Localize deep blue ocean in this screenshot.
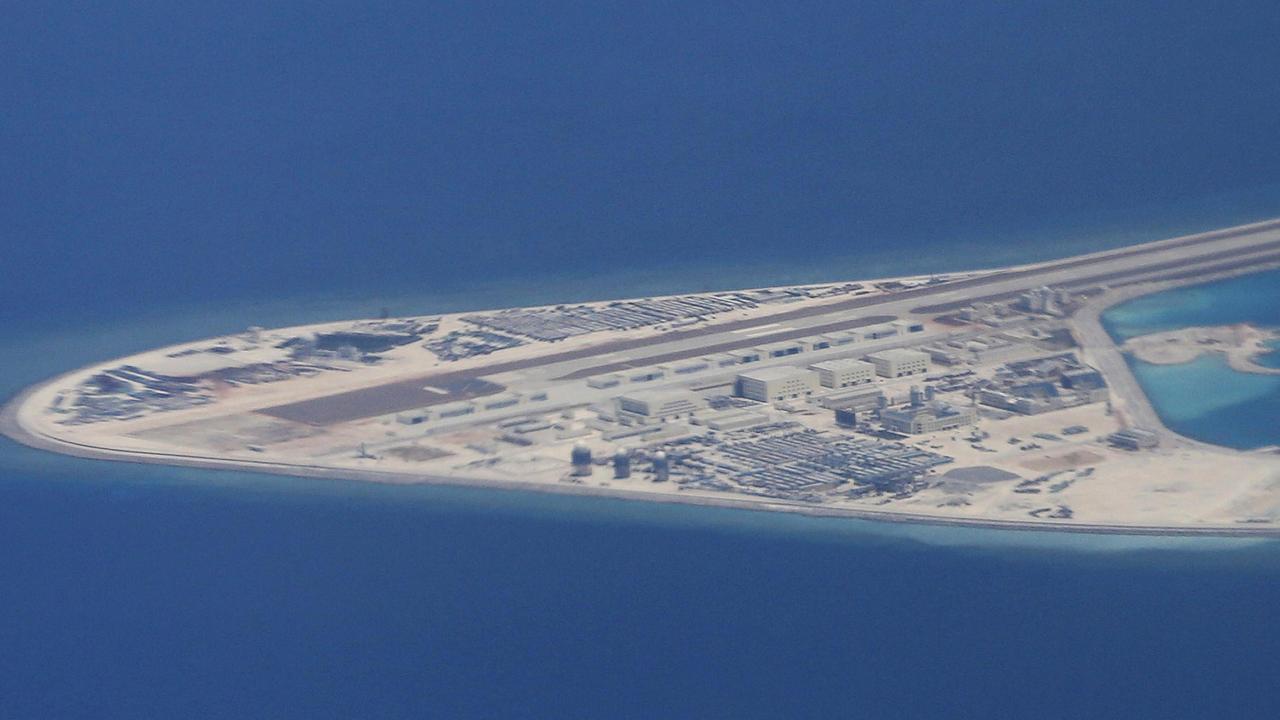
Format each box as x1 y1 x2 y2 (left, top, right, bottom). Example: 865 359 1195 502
4 3 1280 718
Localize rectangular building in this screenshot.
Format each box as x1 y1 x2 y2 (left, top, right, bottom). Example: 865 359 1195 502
756 340 806 359
586 373 623 389
862 323 899 340
707 353 741 368
436 402 476 418
617 390 705 418
660 360 710 375
628 369 666 383
1108 428 1159 450
396 408 431 425
819 331 858 346
736 366 820 403
880 403 976 434
809 358 876 389
481 393 523 410
892 319 925 334
820 386 886 412
867 348 929 378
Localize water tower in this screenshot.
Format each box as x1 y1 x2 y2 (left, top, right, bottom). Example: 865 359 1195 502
571 443 593 477
652 451 670 482
613 449 631 479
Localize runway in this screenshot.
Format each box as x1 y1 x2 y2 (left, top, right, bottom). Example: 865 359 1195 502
259 219 1280 426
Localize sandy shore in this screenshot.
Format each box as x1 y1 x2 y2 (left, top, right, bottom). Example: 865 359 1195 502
7 217 1280 538
5 371 1279 538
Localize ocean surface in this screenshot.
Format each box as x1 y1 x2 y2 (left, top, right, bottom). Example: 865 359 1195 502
4 2 1280 718
1102 269 1280 449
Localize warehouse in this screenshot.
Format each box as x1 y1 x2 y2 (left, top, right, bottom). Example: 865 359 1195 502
867 348 930 378
809 358 876 389
736 366 820 403
617 390 705 418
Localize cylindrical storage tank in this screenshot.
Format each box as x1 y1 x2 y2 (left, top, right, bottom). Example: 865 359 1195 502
652 451 669 482
571 443 593 477
613 449 631 479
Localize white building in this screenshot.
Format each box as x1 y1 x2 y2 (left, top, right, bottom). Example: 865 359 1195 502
736 366 820 403
480 392 523 411
866 348 929 378
586 373 623 389
396 408 431 425
880 402 976 434
809 358 876 389
755 340 806 359
819 330 859 346
617 390 705 418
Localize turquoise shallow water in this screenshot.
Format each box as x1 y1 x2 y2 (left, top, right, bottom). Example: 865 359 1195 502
1102 268 1280 341
1103 268 1280 449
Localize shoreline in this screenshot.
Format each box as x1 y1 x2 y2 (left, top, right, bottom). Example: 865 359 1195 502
5 338 1278 540
1072 261 1280 456
7 217 1280 539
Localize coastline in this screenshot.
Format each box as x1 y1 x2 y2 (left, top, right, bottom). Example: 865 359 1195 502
5 333 1278 540
7 217 1280 539
1072 261 1280 455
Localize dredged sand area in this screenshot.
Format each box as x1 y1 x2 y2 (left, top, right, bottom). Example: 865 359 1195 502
7 219 1280 536
1122 324 1280 375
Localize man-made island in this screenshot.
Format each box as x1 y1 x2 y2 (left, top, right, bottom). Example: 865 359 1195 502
1122 324 1280 375
7 219 1280 536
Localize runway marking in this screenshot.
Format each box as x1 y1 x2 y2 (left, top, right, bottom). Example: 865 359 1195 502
422 386 449 395
741 326 792 338
732 323 779 334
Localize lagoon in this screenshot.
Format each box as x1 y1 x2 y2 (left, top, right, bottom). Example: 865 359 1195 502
1103 269 1280 450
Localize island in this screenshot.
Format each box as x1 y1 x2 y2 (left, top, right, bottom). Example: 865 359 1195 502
7 218 1280 536
1122 324 1280 375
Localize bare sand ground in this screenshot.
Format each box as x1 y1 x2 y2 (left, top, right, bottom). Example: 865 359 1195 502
7 218 1280 537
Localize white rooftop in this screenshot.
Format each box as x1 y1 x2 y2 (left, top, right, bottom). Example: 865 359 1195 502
809 358 874 370
867 348 929 361
618 388 698 403
737 366 814 381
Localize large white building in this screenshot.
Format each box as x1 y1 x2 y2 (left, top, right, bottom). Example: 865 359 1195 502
866 348 929 378
736 366 819 403
809 358 876 389
617 390 705 418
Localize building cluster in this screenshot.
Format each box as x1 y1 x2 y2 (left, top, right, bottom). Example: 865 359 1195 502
953 286 1080 328
558 422 957 499
976 353 1109 415
423 329 526 361
731 348 926 402
461 294 761 342
1017 286 1074 316
281 318 439 362
59 353 370 425
56 365 215 425
395 387 550 427
879 387 977 434
581 320 924 392
921 333 1034 367
633 423 951 499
